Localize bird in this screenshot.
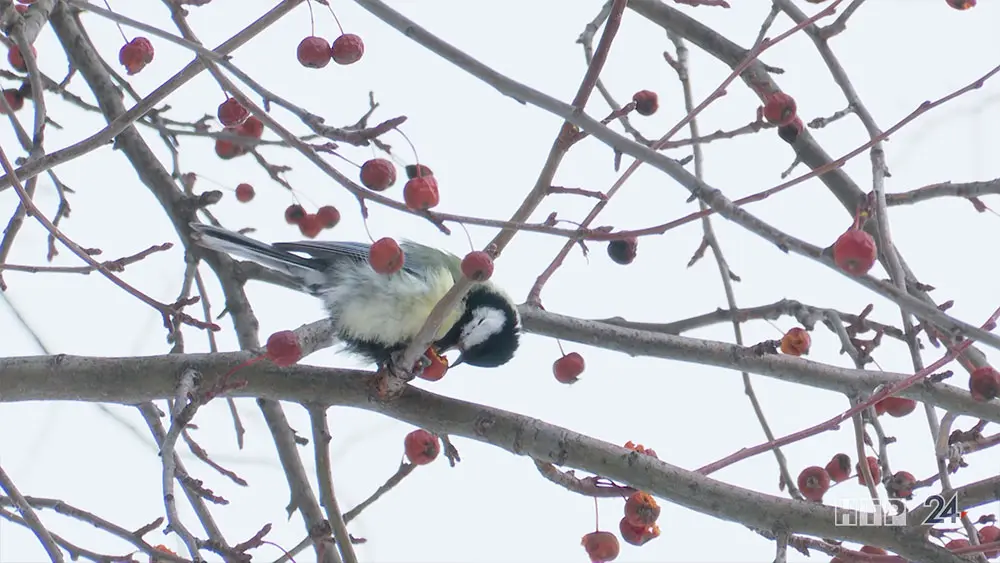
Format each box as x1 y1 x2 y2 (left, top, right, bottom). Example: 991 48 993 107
188 223 521 369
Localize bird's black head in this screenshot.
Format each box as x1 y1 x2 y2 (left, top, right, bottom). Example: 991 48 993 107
435 285 520 368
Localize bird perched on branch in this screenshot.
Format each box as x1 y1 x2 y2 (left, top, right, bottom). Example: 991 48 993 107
189 223 521 369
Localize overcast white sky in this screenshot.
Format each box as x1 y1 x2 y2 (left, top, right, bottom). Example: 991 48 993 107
2 0 1000 561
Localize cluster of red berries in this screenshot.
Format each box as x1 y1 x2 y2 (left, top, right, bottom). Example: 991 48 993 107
761 91 804 144
215 115 264 160
581 443 662 562
403 428 440 465
283 203 341 239
296 33 365 68
359 158 441 211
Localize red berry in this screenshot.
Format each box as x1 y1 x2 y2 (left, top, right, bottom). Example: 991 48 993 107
623 491 660 528
296 36 331 68
969 366 1000 402
298 214 324 239
797 466 830 502
403 176 439 210
369 237 404 275
360 158 396 191
7 44 35 73
581 531 619 563
14 4 26 13
856 456 880 485
0 89 23 113
887 470 916 499
876 396 917 417
119 37 154 75
632 90 658 116
461 251 493 282
214 138 245 160
618 517 660 547
331 34 364 65
316 205 341 229
778 117 804 144
403 429 439 465
825 453 851 483
265 330 302 366
553 352 584 384
607 237 637 265
860 546 887 556
405 164 434 180
235 183 254 203
833 229 877 276
284 204 306 225
979 525 1000 558
217 97 250 127
945 539 971 551
762 92 797 126
946 0 975 9
780 327 811 356
236 116 264 139
418 348 449 382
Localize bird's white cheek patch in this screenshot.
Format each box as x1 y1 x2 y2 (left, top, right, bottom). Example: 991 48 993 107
461 307 507 349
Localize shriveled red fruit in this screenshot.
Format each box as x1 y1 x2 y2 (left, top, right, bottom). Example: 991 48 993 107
969 366 1000 402
403 176 439 210
607 237 638 265
624 441 658 458
284 204 306 225
298 214 324 239
797 466 831 502
0 89 24 113
7 44 35 72
119 37 154 75
236 116 264 139
296 36 332 68
14 4 26 13
360 158 396 191
553 352 584 384
265 330 302 366
403 429 439 465
369 237 404 275
778 117 804 144
876 396 917 417
581 531 619 563
825 453 851 483
762 92 797 126
316 205 340 229
979 525 1000 558
215 138 245 160
945 538 971 551
217 97 250 127
887 470 916 499
405 164 434 179
946 0 976 9
418 348 448 381
461 251 493 282
619 517 660 547
624 491 660 528
780 327 811 356
856 456 880 485
833 229 877 276
632 90 658 116
331 34 364 65
235 183 254 203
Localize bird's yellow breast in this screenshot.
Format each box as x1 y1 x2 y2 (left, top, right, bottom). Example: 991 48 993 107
335 267 463 345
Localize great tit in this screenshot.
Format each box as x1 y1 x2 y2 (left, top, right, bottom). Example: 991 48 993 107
189 223 521 369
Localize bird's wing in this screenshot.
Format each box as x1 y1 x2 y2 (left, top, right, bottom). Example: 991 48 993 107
272 240 425 276
399 240 463 281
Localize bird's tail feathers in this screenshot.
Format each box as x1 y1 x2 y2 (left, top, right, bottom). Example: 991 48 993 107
189 223 321 282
